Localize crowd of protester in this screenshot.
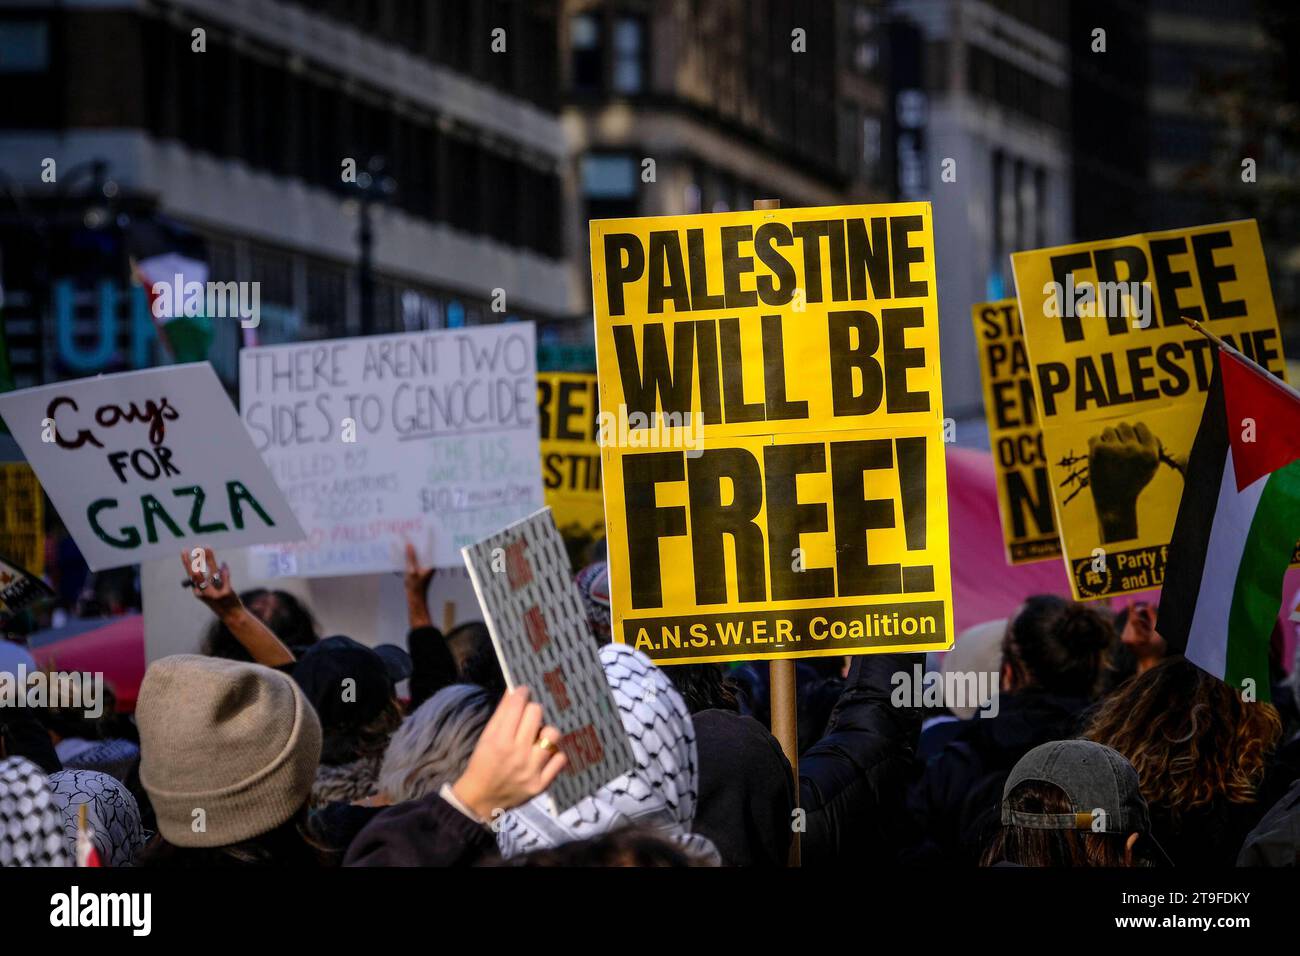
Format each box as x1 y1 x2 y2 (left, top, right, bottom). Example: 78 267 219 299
3 538 1300 868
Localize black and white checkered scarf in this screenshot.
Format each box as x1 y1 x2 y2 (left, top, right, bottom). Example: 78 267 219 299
495 643 720 864
0 756 70 867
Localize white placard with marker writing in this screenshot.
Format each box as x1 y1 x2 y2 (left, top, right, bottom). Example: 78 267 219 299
0 363 303 571
240 324 545 577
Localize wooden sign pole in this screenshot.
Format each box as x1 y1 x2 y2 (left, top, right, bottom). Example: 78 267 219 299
753 197 800 866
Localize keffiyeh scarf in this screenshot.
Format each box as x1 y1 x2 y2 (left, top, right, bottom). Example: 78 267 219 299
0 756 69 867
495 643 719 864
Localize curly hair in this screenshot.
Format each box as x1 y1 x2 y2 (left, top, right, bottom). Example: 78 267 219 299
1084 656 1281 818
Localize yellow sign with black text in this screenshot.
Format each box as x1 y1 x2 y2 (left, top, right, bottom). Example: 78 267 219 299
591 203 953 664
537 372 605 546
972 299 1061 564
0 463 44 578
1010 219 1289 600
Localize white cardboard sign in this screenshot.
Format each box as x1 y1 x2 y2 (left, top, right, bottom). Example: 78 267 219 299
462 507 633 813
240 324 544 577
0 363 303 571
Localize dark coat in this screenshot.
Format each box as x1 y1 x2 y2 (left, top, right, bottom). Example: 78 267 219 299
797 653 923 866
692 709 795 866
343 792 497 867
1238 777 1300 866
904 688 1091 865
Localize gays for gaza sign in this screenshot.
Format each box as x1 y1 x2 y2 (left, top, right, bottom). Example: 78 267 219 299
591 203 953 665
972 299 1061 565
0 364 302 570
1011 220 1289 600
240 324 544 577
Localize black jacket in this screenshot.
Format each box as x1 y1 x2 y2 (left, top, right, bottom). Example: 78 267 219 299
343 792 498 867
904 689 1090 865
797 653 923 866
692 709 795 866
1238 777 1300 866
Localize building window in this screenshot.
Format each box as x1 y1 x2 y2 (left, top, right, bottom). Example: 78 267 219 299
582 154 636 199
0 20 48 73
862 115 882 168
612 17 644 94
582 153 638 221
571 14 603 92
303 257 345 335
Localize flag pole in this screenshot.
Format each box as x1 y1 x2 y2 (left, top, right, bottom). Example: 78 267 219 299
755 197 800 868
1179 314 1300 404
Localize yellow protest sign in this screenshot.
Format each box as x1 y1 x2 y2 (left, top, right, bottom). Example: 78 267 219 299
591 203 953 665
972 299 1061 564
537 372 605 545
0 463 44 577
1010 219 1288 599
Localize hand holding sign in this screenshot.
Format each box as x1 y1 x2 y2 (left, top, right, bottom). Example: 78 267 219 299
462 507 634 812
450 686 567 823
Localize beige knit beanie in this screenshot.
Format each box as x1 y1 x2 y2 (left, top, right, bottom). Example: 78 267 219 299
136 654 322 848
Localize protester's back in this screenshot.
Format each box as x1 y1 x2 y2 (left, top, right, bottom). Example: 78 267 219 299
906 596 1113 864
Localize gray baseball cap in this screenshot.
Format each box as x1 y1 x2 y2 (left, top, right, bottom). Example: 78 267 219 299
1002 740 1150 835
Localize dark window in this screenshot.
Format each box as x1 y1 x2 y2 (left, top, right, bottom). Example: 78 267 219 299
571 13 603 92
611 16 644 94
582 153 639 221
0 19 48 72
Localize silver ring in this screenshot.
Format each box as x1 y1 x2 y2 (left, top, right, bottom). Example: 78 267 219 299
196 580 208 591
209 574 223 588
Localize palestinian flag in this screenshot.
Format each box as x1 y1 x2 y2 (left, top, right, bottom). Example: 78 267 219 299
127 217 213 363
1158 349 1300 701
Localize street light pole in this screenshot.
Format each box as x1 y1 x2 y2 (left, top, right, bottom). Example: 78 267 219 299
358 198 374 336
347 156 396 337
